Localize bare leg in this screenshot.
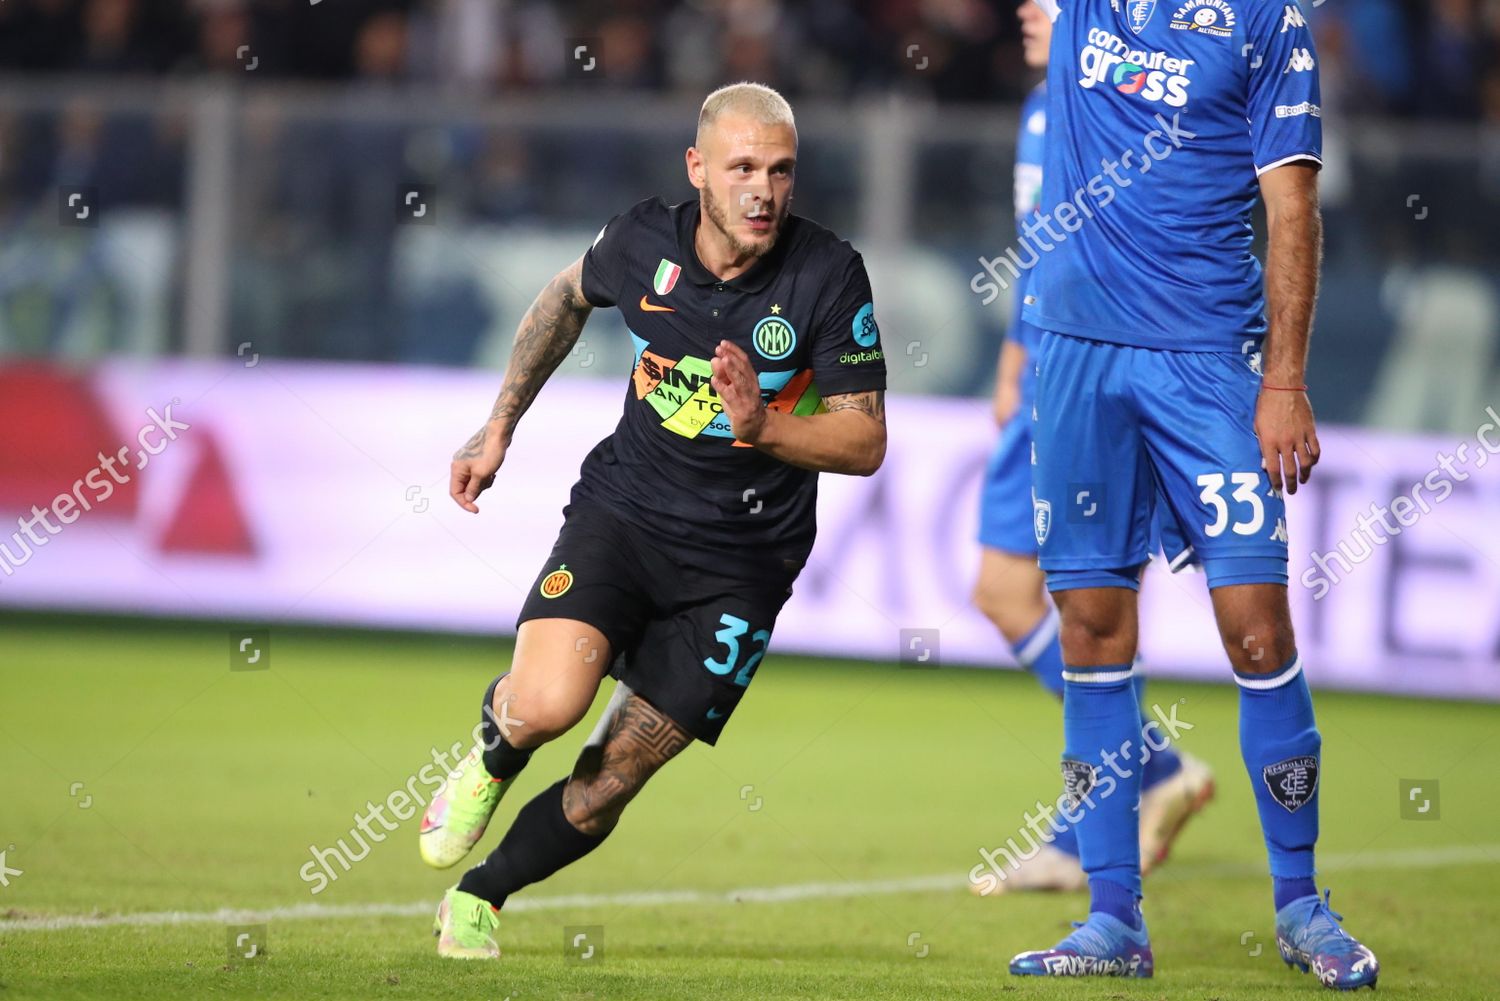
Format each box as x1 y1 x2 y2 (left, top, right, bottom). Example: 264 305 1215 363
973 548 1052 645
491 618 612 750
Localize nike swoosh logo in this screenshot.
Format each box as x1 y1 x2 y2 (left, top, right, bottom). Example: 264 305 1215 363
639 295 675 312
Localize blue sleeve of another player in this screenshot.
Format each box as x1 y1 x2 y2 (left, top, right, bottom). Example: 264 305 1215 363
1008 86 1047 351
1246 0 1322 175
1008 269 1035 350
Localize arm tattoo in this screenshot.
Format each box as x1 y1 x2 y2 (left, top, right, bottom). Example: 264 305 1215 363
564 693 692 833
824 390 885 425
456 258 592 459
456 424 489 458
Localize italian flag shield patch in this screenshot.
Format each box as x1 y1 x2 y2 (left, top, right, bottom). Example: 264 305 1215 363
653 259 681 296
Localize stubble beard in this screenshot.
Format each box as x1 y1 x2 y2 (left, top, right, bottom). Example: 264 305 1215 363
702 183 787 261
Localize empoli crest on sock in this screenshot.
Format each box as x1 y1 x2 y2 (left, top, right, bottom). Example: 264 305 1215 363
1263 755 1318 813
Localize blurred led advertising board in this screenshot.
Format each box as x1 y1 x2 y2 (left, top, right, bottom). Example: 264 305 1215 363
2 360 1497 700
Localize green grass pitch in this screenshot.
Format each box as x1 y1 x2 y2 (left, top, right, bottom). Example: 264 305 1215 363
2 614 1498 999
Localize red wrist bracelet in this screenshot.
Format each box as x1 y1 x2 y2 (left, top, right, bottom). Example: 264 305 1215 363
1262 383 1308 392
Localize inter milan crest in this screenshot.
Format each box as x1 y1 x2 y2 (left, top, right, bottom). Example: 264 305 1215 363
1126 0 1158 34
1263 755 1319 813
752 315 797 361
1061 759 1097 808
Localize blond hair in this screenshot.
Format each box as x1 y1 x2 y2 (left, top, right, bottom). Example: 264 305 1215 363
696 82 796 146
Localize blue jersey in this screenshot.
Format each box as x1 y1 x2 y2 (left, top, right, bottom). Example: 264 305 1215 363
1024 0 1321 352
1010 83 1049 358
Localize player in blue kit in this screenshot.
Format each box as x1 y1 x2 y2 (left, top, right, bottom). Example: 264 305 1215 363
989 0 1380 988
971 0 1213 896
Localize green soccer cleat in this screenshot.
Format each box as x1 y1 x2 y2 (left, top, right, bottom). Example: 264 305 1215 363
419 745 514 869
433 885 502 960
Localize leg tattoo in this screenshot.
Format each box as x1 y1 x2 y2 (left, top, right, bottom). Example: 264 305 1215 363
564 693 692 835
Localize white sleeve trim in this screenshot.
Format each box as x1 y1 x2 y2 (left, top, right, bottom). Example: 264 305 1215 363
1256 153 1322 177
1036 0 1061 22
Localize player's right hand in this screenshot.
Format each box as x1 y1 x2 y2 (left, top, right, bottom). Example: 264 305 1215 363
1254 388 1319 495
450 429 506 513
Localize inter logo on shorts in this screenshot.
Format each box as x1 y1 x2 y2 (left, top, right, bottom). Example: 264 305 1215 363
752 315 797 360
1263 755 1319 813
653 259 681 296
539 566 574 599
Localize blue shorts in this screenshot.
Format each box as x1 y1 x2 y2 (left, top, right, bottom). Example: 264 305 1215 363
1032 332 1288 588
978 385 1193 571
977 397 1041 557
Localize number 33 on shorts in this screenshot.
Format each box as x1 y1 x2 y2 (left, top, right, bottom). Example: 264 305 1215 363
1194 470 1286 543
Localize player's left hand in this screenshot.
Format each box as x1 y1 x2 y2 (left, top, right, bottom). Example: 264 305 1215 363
1255 388 1320 495
710 340 768 444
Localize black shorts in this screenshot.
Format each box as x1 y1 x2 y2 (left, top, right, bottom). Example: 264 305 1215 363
516 499 805 745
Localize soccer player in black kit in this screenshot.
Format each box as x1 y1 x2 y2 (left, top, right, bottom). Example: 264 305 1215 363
417 82 889 958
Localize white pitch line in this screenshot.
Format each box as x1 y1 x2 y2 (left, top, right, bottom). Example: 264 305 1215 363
2 844 1493 934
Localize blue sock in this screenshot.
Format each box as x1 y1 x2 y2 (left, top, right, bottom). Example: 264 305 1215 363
1062 662 1143 927
1274 875 1318 911
1237 653 1321 912
1048 813 1080 857
1089 876 1140 928
1133 671 1183 790
1010 608 1078 855
1014 607 1065 697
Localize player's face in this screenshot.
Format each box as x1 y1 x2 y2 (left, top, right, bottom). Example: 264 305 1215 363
691 114 797 260
1018 1 1052 70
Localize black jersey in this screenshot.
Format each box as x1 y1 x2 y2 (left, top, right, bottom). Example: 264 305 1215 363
573 197 886 559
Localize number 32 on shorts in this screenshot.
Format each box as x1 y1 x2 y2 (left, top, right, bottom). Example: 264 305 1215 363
703 613 771 688
1196 471 1266 537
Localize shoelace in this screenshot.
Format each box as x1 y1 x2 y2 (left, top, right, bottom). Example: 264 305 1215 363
459 899 498 943
1299 890 1356 954
448 768 502 823
1059 918 1123 957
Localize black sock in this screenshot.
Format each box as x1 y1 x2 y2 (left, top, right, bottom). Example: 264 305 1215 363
456 779 608 908
480 673 533 780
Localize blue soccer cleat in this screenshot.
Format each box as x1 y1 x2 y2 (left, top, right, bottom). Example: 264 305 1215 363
1009 912 1154 978
1276 891 1379 991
